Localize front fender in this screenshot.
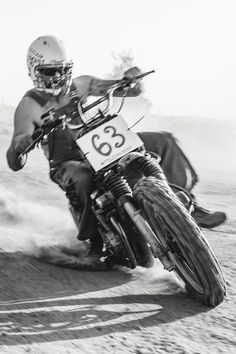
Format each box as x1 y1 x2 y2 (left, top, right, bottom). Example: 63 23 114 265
117 151 166 188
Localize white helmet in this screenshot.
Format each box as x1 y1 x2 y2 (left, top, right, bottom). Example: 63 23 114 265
27 35 73 95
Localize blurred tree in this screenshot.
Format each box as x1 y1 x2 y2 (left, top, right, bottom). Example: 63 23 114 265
107 50 152 114
107 50 134 79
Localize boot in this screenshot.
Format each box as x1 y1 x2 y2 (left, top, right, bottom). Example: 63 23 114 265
88 233 104 257
192 205 227 229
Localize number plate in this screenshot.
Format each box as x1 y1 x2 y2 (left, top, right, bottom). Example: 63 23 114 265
76 116 143 171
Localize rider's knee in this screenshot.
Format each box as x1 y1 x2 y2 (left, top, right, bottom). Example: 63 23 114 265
159 131 177 145
66 162 94 192
53 160 94 191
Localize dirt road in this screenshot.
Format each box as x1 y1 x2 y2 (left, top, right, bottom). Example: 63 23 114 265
0 107 235 353
0 179 235 354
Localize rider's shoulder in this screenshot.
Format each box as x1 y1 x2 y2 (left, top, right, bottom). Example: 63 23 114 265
72 75 96 89
15 93 44 120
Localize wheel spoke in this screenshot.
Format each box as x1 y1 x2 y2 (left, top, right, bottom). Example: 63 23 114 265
133 176 226 307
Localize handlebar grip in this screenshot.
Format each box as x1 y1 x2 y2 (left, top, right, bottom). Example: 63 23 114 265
136 69 155 79
32 129 43 140
119 70 155 90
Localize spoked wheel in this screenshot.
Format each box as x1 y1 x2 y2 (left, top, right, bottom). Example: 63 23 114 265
133 176 226 307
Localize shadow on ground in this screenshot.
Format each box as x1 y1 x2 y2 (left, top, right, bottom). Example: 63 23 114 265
0 251 209 346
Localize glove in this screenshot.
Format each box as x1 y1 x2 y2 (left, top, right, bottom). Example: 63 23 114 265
122 67 143 95
124 66 142 79
14 134 33 155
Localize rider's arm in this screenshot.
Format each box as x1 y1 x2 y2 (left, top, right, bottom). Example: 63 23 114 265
89 77 142 97
6 97 42 171
73 67 143 97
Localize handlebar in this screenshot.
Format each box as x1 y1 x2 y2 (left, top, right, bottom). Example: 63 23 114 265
20 69 155 156
74 69 155 125
76 69 155 116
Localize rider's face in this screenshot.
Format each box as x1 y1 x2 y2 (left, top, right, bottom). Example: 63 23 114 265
37 64 72 96
47 71 62 89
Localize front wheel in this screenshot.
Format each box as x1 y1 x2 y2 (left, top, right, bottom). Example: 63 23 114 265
134 176 226 307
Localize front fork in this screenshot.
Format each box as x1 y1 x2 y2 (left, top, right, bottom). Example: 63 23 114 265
104 162 174 271
119 196 174 271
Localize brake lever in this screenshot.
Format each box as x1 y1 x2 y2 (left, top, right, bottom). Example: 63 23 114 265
19 131 44 157
120 69 155 88
19 111 68 157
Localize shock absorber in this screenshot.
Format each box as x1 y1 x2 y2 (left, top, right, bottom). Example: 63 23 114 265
134 154 165 180
118 152 166 183
104 171 132 199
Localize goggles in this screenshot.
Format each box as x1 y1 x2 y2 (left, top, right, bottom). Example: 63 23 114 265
36 64 72 77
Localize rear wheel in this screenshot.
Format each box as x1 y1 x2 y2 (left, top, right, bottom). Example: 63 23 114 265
125 222 154 268
134 176 226 307
109 216 137 269
111 214 154 268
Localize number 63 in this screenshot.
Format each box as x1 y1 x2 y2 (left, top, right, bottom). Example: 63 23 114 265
91 125 125 156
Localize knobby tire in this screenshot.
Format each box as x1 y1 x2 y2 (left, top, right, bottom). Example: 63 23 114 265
133 176 226 307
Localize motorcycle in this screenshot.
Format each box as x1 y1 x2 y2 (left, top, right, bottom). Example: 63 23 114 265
22 70 226 307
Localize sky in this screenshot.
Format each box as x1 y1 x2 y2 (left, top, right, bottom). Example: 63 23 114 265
0 0 236 119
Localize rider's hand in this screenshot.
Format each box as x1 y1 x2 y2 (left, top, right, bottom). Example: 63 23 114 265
14 134 33 155
122 67 143 95
123 66 142 79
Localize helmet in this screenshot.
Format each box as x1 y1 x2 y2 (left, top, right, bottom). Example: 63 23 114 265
27 35 73 95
